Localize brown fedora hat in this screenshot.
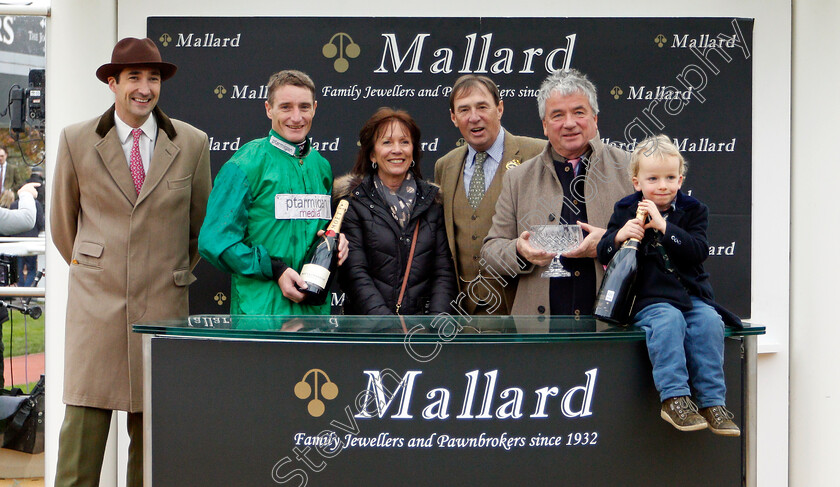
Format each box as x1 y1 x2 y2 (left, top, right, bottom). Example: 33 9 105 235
96 37 177 83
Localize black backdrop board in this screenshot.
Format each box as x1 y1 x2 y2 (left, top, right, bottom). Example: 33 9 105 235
146 17 753 316
150 337 745 486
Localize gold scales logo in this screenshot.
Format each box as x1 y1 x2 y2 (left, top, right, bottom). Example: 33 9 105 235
654 34 668 48
322 33 360 73
294 368 339 417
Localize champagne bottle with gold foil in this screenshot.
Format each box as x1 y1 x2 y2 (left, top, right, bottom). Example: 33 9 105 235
299 199 349 305
594 206 647 324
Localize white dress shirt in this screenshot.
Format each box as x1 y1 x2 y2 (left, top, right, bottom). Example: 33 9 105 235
113 113 157 174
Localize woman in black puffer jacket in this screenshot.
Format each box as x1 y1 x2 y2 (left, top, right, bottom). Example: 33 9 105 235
336 108 457 315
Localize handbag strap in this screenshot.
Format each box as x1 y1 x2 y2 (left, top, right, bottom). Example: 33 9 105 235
395 221 420 322
8 397 34 432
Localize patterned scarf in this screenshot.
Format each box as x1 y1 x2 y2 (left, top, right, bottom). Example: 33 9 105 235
374 172 417 229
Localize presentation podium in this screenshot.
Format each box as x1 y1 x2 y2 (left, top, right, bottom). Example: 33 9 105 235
134 315 763 486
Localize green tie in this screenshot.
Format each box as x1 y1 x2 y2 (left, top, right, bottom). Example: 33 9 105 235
468 151 487 209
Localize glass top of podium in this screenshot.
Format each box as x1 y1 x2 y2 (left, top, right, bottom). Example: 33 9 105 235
133 315 764 343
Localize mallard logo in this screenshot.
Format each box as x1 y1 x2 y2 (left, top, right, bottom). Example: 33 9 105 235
654 34 667 48
295 369 339 417
322 33 360 73
159 33 172 47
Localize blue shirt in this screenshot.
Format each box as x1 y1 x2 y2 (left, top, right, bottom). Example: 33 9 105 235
463 129 506 194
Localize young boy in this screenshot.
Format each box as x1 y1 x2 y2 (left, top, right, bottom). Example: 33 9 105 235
597 135 741 436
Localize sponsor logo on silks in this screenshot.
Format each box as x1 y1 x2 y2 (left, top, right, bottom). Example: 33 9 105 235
322 32 361 73
270 135 298 156
275 194 332 220
295 369 339 417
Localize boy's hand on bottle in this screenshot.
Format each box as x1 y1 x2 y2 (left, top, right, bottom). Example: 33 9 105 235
638 200 667 233
616 218 645 246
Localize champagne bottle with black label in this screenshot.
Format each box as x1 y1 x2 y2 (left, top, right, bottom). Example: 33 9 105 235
299 199 349 305
594 206 647 324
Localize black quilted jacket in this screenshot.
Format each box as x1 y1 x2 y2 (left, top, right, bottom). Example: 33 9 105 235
335 173 457 315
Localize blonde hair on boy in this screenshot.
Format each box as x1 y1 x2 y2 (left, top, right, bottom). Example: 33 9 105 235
629 134 688 178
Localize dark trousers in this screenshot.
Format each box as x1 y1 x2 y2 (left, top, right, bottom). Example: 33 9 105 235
55 405 143 487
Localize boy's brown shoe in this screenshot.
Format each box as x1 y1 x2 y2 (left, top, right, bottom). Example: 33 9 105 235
660 396 708 431
699 405 741 436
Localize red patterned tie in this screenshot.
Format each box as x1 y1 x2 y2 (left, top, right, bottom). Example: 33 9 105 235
129 128 145 194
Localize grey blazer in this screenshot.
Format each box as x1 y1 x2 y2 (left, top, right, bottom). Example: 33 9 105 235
482 132 634 316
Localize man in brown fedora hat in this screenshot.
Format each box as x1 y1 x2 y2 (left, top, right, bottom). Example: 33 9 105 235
51 37 211 486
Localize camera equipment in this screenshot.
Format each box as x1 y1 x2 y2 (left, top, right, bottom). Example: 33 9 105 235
0 265 42 320
26 69 44 133
9 86 24 134
9 68 45 137
0 299 41 320
0 254 17 287
23 269 43 307
4 68 45 167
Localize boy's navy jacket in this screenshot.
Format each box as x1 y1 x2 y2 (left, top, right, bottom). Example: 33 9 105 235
597 190 742 328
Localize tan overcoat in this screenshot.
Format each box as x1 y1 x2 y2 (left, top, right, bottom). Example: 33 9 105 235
434 130 544 314
51 105 211 412
482 133 634 316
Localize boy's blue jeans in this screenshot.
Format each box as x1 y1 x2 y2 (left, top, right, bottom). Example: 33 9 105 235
633 297 726 407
